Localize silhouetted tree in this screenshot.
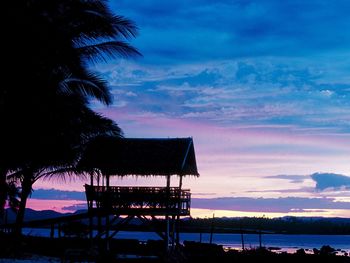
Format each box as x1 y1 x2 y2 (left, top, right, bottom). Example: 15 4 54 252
0 170 20 221
1 0 140 234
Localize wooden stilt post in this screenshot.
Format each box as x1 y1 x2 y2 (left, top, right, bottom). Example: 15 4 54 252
106 174 110 251
175 139 192 248
166 175 171 251
89 173 94 240
171 215 176 250
176 175 183 247
97 174 102 237
98 214 102 237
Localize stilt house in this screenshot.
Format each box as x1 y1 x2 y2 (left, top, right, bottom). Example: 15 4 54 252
79 137 199 249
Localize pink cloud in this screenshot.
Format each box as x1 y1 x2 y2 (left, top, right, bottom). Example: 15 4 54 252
31 107 350 209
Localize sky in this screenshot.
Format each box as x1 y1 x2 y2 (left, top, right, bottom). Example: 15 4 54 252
31 0 350 218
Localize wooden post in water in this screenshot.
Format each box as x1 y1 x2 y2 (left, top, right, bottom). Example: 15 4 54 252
58 223 62 238
258 216 263 249
259 229 262 248
240 226 245 250
50 224 54 238
209 213 215 244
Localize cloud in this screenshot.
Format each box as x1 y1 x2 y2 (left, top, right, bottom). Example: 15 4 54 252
96 59 350 140
311 172 350 191
264 175 307 183
31 189 85 201
245 187 314 194
261 173 350 194
192 196 350 213
192 192 217 196
62 203 87 212
94 1 350 142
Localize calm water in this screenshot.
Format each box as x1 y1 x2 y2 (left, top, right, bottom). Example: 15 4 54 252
23 228 350 253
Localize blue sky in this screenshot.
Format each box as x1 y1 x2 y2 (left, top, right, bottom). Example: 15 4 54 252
98 0 350 137
33 0 350 217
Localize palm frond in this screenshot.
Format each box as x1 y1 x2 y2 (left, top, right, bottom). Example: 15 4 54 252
85 111 124 138
7 170 24 182
75 13 139 40
110 15 139 39
65 0 138 43
77 41 142 64
39 166 88 182
58 73 112 105
82 0 138 39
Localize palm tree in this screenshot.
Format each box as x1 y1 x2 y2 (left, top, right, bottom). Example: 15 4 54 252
13 99 123 235
0 170 7 217
0 169 20 221
1 0 140 234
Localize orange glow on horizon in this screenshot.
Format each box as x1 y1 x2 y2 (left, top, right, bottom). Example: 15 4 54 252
190 208 350 218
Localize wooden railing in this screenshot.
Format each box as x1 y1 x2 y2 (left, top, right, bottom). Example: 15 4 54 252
85 185 191 216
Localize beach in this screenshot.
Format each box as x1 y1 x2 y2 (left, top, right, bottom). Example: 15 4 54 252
1 232 350 263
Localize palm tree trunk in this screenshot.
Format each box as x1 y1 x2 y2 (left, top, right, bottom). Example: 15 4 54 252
14 169 33 236
0 168 7 219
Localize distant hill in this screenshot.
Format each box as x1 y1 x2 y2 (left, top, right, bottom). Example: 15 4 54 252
1 208 84 224
281 216 350 223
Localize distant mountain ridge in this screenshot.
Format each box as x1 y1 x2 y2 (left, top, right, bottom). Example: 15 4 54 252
2 208 350 223
2 209 350 223
281 216 350 223
1 208 86 224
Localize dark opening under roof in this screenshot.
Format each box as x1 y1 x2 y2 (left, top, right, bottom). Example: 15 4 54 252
79 137 199 177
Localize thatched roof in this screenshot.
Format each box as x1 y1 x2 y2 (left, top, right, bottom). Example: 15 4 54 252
79 137 199 177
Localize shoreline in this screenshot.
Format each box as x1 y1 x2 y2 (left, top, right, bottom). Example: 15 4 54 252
17 228 350 253
1 233 350 262
1 247 349 263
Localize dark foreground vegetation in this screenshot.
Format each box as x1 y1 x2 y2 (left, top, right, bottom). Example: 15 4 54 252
0 232 349 263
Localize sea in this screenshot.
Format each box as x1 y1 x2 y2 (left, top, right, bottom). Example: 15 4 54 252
23 228 350 254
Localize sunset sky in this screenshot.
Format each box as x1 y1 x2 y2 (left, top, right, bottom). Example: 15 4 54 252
31 0 350 218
